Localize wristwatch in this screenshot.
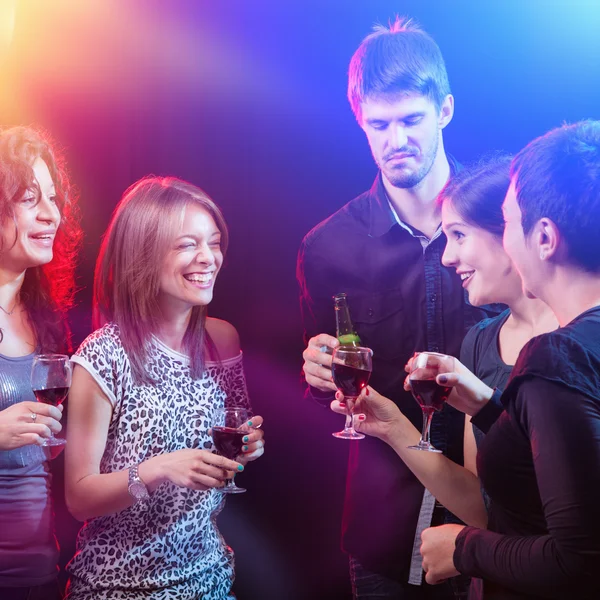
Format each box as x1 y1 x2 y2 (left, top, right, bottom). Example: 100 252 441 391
128 463 150 505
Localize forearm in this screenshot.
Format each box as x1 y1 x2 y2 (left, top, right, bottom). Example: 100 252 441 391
67 455 165 521
455 527 598 597
384 422 487 528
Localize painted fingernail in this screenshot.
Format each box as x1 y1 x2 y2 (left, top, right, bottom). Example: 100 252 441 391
237 465 244 471
439 375 448 383
339 402 346 408
243 445 249 452
366 388 370 396
358 414 366 421
243 436 249 443
247 421 253 427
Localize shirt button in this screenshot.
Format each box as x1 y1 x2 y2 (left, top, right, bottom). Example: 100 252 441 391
430 294 437 302
367 308 374 317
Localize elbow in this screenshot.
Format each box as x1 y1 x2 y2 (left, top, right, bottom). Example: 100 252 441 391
66 496 89 522
66 485 93 522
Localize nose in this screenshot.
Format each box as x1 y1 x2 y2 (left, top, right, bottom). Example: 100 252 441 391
390 124 408 151
194 243 216 265
36 194 60 225
441 239 457 267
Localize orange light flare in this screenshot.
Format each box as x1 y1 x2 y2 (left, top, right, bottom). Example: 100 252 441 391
0 0 289 126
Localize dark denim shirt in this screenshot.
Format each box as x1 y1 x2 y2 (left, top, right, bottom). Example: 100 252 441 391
297 169 496 580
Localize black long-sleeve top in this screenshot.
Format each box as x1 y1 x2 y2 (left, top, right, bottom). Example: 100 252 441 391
454 307 600 599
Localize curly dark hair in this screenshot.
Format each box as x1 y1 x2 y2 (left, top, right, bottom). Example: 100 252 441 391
0 126 82 352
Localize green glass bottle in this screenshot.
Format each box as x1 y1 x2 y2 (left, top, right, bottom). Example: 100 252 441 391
333 293 362 347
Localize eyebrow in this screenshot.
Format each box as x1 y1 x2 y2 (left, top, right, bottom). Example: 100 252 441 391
442 220 467 229
176 231 221 240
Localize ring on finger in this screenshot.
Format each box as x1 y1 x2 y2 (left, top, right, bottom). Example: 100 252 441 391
30 412 37 422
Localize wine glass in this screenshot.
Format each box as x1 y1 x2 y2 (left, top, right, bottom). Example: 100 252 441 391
211 407 250 494
408 352 454 453
31 354 72 447
331 346 373 440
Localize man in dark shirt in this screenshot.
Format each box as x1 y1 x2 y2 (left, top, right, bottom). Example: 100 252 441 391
297 17 490 600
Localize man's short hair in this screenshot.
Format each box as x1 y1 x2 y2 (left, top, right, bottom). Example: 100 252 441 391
511 120 600 272
348 16 451 124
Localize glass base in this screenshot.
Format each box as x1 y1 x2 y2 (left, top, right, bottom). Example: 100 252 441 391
218 484 246 494
408 441 441 453
40 436 66 447
333 429 365 440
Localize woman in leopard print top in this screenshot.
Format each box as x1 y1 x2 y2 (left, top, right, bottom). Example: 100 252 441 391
63 177 265 599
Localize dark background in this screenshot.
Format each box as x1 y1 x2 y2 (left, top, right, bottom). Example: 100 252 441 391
1 1 600 598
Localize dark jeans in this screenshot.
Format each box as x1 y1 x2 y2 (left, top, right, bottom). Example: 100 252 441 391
350 556 469 600
1 579 62 600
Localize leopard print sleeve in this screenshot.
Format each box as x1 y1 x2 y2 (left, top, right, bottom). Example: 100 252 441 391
70 323 128 408
218 353 251 412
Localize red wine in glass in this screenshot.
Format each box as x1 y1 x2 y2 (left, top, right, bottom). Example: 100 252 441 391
33 387 69 407
331 346 373 440
211 407 249 494
212 426 245 460
410 380 452 413
408 352 455 453
31 354 72 447
331 363 371 398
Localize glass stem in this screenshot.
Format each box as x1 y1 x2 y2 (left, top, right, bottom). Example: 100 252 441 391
344 396 356 432
421 410 434 445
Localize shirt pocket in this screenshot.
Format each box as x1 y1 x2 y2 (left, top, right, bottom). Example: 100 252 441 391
351 290 408 361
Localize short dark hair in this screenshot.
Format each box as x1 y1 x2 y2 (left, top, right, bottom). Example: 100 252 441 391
348 16 451 124
438 156 512 237
511 120 600 272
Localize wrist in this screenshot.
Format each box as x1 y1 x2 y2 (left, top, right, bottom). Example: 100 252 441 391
138 456 166 493
470 385 494 416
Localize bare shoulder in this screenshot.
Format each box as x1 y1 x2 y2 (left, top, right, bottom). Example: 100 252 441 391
206 317 241 360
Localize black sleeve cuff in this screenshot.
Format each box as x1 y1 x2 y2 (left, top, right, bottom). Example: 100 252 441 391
305 385 335 408
470 388 504 434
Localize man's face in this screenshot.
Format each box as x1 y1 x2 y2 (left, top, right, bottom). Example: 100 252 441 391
360 93 452 189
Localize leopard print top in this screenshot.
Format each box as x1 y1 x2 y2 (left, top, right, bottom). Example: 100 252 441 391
65 323 250 600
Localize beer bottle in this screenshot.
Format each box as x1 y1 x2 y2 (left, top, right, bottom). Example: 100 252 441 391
334 293 362 347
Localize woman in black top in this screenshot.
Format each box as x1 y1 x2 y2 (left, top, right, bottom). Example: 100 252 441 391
342 122 600 598
333 157 557 530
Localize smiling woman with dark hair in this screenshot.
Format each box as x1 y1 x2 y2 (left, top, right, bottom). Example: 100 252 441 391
0 125 81 599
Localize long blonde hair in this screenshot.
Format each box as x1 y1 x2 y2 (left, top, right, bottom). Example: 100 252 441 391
93 176 229 383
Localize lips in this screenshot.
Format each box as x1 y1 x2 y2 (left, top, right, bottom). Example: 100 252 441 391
459 271 474 287
386 153 415 162
183 272 215 285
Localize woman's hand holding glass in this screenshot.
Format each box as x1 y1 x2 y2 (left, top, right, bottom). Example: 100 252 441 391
141 448 244 493
404 354 494 417
331 386 403 445
236 415 265 465
0 402 63 450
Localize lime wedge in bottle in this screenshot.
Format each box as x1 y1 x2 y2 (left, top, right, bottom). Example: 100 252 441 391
338 333 361 346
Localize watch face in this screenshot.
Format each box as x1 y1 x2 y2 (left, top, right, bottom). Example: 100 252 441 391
129 482 147 499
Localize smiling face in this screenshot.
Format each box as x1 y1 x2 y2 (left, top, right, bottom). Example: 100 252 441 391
360 92 453 189
0 157 61 274
157 203 223 314
441 200 520 306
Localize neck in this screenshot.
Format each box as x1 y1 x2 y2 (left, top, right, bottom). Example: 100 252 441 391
382 141 450 238
0 268 26 313
538 266 600 327
506 292 557 332
154 303 193 353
